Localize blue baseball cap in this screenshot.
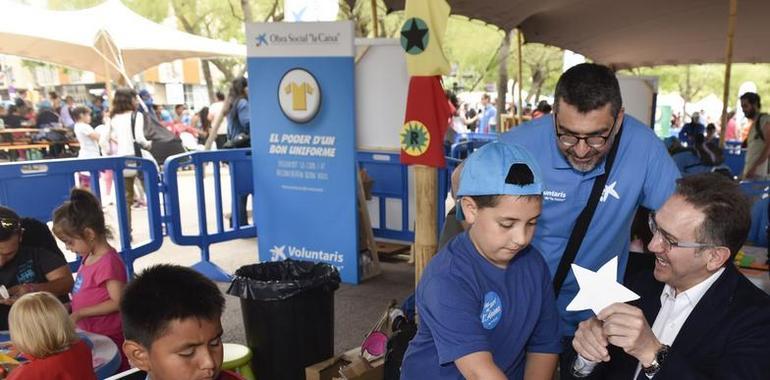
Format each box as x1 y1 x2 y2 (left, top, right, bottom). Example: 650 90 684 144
456 141 543 219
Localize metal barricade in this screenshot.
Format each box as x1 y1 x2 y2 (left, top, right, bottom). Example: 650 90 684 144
162 149 256 282
723 141 745 176
357 151 448 242
0 157 163 275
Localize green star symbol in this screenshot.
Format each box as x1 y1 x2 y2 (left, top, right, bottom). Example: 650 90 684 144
400 17 429 55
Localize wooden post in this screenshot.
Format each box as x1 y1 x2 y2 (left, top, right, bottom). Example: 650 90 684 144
720 0 738 148
370 0 379 37
358 167 382 280
496 30 511 132
413 165 438 287
516 29 524 126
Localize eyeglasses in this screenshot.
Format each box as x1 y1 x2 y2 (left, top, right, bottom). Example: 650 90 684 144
553 112 619 148
0 218 20 232
647 213 717 251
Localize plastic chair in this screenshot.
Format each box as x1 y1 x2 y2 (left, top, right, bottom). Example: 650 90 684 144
222 343 256 380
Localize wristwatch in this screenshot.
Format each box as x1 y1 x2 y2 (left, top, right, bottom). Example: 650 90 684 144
642 344 670 377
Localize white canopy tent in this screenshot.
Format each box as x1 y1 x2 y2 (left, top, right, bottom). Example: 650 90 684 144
0 0 245 81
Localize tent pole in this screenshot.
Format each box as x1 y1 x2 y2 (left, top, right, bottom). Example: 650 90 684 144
720 0 738 148
516 29 523 126
103 59 113 104
370 0 379 37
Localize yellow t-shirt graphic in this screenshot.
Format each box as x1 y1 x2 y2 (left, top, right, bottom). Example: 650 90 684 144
284 82 315 111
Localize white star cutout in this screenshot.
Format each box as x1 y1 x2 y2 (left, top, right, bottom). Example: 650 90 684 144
601 181 620 202
566 257 640 315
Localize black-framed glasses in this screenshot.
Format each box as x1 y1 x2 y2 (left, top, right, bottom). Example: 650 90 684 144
553 112 619 148
0 218 20 232
648 213 717 251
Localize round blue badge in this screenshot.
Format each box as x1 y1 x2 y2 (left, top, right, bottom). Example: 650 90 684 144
481 291 503 330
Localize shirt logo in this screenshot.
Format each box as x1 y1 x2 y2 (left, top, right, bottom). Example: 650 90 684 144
543 190 567 202
480 291 503 330
15 260 36 284
72 273 83 294
600 181 620 202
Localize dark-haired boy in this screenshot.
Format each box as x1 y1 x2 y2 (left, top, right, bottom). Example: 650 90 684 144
401 142 561 379
120 264 243 380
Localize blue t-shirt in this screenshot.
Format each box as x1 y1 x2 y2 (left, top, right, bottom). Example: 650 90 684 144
479 104 497 133
678 122 705 146
401 232 561 379
500 114 680 336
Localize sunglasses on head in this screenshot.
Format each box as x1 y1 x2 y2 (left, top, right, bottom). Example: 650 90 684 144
0 218 20 232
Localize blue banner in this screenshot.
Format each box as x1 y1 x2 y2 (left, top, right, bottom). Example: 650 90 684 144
247 22 359 283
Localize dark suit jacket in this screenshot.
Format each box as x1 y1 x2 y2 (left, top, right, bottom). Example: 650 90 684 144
578 263 770 379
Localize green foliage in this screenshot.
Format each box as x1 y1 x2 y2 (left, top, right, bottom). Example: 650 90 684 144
46 0 102 10
622 63 770 108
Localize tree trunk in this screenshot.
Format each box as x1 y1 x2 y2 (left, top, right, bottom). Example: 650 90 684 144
241 0 254 23
210 59 236 84
201 59 215 103
496 30 512 129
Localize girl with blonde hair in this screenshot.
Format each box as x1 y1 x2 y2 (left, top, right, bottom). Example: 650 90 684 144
7 292 95 380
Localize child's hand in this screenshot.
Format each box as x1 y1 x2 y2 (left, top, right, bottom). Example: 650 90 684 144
70 311 82 323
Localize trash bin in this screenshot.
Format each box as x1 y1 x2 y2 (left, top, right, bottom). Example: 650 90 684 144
227 259 341 380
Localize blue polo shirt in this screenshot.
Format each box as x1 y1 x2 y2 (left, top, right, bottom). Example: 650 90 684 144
479 104 497 133
401 232 561 379
500 114 679 336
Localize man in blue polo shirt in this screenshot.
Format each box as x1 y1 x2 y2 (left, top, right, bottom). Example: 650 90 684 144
477 93 497 133
499 63 680 378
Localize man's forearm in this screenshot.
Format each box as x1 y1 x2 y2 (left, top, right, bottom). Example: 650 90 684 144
36 277 73 297
524 352 558 380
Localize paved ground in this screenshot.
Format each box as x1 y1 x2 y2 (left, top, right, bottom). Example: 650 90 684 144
82 166 415 354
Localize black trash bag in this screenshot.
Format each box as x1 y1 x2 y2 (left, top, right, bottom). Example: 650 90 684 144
226 259 340 301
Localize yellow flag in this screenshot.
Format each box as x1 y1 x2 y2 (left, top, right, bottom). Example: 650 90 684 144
400 0 451 76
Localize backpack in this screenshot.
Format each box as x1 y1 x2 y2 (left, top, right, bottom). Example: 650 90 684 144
753 113 769 141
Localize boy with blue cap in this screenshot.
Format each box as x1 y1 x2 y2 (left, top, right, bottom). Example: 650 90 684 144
401 142 561 379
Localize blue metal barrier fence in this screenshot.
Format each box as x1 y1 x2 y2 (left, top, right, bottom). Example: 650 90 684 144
0 157 163 275
162 149 256 282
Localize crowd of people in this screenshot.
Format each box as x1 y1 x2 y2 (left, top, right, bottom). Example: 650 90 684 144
444 93 554 152
0 77 252 230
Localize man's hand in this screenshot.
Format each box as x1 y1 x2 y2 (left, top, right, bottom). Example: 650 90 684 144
573 317 610 362
8 283 37 298
0 296 18 306
598 303 661 366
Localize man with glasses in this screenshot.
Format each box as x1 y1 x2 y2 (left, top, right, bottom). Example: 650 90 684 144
0 206 73 329
570 173 770 379
500 63 680 376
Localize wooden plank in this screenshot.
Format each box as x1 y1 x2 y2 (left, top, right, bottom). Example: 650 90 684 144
358 167 381 281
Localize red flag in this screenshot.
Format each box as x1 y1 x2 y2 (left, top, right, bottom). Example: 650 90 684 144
400 76 451 167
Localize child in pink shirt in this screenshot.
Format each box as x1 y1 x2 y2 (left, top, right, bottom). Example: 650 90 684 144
53 188 128 370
